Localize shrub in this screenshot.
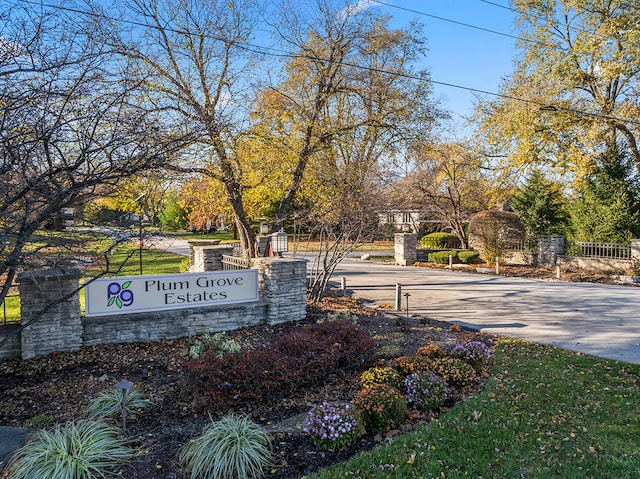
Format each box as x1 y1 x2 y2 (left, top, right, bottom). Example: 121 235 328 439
427 250 458 264
416 343 447 360
6 420 133 479
185 320 375 405
450 341 492 372
429 357 476 388
353 384 407 432
468 210 526 264
324 310 358 323
392 356 432 377
303 402 364 450
179 414 273 479
188 331 241 359
458 250 480 264
85 386 152 419
404 372 448 411
419 232 460 249
359 367 403 390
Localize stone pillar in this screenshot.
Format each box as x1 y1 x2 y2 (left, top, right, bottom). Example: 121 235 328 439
253 257 307 325
187 240 221 271
18 269 83 360
192 245 235 272
631 239 640 262
394 233 417 266
537 235 565 266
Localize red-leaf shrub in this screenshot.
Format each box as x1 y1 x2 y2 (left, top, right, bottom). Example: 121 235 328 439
185 320 375 406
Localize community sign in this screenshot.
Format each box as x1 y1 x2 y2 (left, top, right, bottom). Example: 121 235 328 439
85 270 259 317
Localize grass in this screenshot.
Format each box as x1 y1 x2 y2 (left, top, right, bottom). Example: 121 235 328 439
2 233 187 322
308 338 640 478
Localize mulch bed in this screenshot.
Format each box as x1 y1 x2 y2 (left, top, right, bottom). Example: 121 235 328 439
0 294 496 478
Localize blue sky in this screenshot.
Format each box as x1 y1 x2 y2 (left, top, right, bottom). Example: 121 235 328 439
371 0 519 121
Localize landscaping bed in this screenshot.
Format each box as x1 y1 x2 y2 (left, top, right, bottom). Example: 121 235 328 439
0 294 496 478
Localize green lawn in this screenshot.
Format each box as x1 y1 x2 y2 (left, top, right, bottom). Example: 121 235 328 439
308 339 640 479
2 239 186 322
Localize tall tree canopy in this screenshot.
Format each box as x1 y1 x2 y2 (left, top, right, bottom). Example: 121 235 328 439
476 0 640 180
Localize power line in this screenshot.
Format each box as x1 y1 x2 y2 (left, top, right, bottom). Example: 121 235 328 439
10 0 640 127
367 0 534 45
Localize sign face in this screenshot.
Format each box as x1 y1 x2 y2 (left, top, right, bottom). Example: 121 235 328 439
85 270 259 317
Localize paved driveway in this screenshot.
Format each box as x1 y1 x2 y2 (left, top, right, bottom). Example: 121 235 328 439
331 260 640 365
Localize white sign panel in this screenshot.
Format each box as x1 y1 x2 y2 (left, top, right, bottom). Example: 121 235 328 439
85 270 259 317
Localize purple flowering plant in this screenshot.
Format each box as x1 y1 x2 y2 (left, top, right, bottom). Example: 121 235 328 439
303 401 364 450
450 341 491 371
404 371 448 411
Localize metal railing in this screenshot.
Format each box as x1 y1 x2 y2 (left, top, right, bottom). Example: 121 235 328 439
1 283 19 325
571 241 631 260
222 255 252 270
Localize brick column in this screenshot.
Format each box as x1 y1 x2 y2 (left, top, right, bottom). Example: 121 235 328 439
18 269 83 360
253 257 307 324
537 235 565 266
191 245 235 272
394 233 417 266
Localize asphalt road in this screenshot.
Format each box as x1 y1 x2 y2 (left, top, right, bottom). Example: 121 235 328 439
331 259 640 365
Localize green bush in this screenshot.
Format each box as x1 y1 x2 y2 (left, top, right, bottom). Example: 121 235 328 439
85 386 152 419
420 232 461 249
458 250 480 264
6 420 133 479
429 357 476 388
188 331 241 359
427 250 458 264
179 414 273 479
353 384 407 432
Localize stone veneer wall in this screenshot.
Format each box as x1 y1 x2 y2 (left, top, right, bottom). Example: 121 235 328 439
3 256 307 360
0 325 21 360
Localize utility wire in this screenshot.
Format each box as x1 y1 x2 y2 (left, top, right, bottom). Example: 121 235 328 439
10 0 640 126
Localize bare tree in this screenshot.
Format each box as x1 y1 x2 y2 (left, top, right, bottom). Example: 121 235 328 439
117 0 262 256
0 1 188 306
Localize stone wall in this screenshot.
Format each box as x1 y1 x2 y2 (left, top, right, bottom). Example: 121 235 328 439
83 301 268 346
18 269 83 360
557 256 631 273
2 256 307 361
0 325 21 360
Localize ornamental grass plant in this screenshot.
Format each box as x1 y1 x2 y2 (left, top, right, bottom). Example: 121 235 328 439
179 414 273 479
85 386 152 419
6 420 133 479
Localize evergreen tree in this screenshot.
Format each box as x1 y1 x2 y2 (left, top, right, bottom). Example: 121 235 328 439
510 170 568 246
568 148 640 243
